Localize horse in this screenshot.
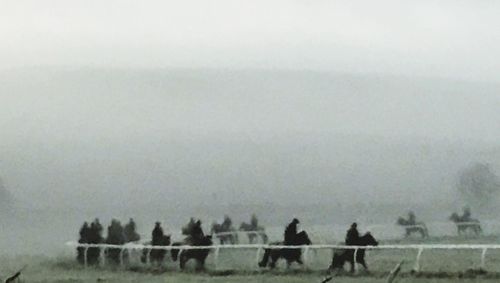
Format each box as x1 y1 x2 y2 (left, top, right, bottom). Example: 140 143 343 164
328 232 379 273
141 235 171 264
171 235 213 270
396 217 429 238
449 213 482 236
258 230 312 269
211 223 238 244
239 222 268 244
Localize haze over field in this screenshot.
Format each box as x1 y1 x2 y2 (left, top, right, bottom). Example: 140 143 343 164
2 68 500 215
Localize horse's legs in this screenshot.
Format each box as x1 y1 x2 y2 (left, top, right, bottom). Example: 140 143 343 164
195 257 206 271
179 253 187 270
358 257 368 270
270 253 279 269
258 249 270 268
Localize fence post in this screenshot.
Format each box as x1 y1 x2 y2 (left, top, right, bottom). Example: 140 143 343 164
255 246 262 269
303 246 310 268
83 246 89 268
120 248 126 267
146 249 151 265
214 247 220 270
413 247 424 272
481 248 488 270
100 247 106 266
353 248 358 273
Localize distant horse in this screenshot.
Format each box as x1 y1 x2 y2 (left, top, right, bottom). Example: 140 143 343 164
258 231 312 269
171 235 213 270
211 223 238 244
396 217 429 238
449 213 482 236
239 222 268 244
328 232 379 273
141 235 171 264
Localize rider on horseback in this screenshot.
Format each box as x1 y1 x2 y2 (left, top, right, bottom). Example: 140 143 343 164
408 211 416 225
346 222 359 245
462 206 472 222
152 222 164 245
250 214 258 230
185 219 205 245
222 215 232 231
284 218 300 245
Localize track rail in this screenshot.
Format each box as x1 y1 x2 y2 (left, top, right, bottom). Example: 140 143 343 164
66 241 499 271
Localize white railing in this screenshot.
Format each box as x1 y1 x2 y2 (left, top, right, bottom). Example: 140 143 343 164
214 231 266 237
399 224 426 229
455 222 481 226
66 241 500 272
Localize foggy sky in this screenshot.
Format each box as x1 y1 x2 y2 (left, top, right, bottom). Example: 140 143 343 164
1 1 500 211
1 0 500 82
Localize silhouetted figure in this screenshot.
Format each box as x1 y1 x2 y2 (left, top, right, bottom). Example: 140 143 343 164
124 218 140 242
79 222 90 242
77 222 90 264
250 214 258 229
152 222 164 244
284 218 300 245
462 206 472 222
106 219 126 264
182 217 196 235
345 223 359 245
85 218 104 265
222 215 232 230
150 222 169 263
408 211 416 225
93 218 103 235
186 220 204 245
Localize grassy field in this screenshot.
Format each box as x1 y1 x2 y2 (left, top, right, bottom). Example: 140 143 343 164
4 236 500 282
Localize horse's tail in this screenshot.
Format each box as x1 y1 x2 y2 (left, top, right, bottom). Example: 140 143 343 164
171 242 182 261
258 248 271 267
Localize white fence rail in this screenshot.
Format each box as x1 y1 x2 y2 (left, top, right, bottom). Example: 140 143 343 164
66 241 500 272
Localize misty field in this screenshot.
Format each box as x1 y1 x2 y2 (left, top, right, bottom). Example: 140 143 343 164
4 236 500 282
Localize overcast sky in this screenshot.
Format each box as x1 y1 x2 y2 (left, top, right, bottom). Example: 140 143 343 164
1 0 500 82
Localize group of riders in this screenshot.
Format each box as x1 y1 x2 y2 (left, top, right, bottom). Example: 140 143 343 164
210 214 268 244
76 214 373 271
397 206 482 238
76 215 263 266
77 218 140 264
77 207 480 271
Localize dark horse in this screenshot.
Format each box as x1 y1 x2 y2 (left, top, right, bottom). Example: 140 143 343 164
171 235 213 270
396 217 429 238
328 232 378 273
141 235 171 264
449 213 482 236
258 231 312 269
239 222 268 244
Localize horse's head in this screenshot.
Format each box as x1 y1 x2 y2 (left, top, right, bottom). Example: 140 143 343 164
160 235 171 246
449 213 459 222
360 232 378 246
202 235 213 246
396 217 407 226
296 230 312 245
